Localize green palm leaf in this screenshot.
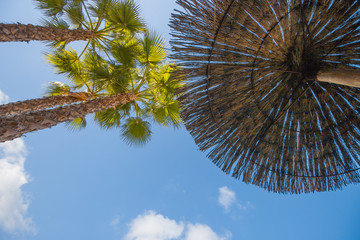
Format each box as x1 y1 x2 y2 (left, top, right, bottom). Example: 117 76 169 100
88 0 112 18
34 0 67 17
47 49 88 89
64 0 85 28
46 81 71 96
138 31 167 66
66 117 87 131
105 0 145 33
121 117 151 146
40 17 69 29
110 37 140 68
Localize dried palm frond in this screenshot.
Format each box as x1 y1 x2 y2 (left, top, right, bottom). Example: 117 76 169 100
170 0 360 193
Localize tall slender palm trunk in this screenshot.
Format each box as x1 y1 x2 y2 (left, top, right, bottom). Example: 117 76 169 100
0 93 93 117
0 23 94 42
0 92 135 142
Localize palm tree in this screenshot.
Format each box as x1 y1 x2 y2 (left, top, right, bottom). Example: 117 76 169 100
0 0 144 52
170 0 360 193
0 30 182 144
0 83 93 117
0 92 135 142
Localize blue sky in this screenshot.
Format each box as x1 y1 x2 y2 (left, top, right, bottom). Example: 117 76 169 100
0 0 360 240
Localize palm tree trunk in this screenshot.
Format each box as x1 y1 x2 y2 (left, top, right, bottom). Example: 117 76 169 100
317 70 360 88
0 92 135 142
0 93 93 118
0 23 94 42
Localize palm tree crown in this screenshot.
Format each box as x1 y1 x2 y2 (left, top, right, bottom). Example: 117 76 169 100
0 17 182 145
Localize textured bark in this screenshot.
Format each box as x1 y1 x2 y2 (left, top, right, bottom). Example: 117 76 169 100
0 23 94 42
0 93 93 118
0 92 136 142
317 70 360 88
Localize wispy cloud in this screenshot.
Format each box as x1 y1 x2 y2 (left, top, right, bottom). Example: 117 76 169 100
218 186 236 212
122 211 231 240
238 201 255 211
110 216 121 228
218 186 255 213
0 90 35 234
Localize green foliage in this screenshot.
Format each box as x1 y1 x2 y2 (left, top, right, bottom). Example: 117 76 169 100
138 32 167 66
105 0 145 33
66 117 87 131
46 81 71 96
121 117 151 146
40 17 69 29
34 0 67 17
44 0 183 146
63 0 84 28
46 48 87 89
35 0 146 60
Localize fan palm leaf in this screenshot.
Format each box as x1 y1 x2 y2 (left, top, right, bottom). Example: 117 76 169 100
121 117 152 146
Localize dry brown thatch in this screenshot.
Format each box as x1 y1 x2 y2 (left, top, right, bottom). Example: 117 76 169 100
170 0 360 193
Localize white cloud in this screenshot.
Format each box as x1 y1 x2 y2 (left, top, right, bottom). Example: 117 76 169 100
124 211 184 240
111 216 121 227
185 224 231 240
0 138 35 234
0 89 10 104
238 201 255 211
218 186 236 212
123 211 231 240
0 90 35 234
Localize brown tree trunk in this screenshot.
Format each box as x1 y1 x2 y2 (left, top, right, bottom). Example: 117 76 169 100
0 93 93 118
0 92 135 142
0 23 94 42
317 70 360 88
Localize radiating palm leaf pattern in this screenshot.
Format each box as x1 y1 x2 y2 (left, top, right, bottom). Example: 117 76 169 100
170 0 360 193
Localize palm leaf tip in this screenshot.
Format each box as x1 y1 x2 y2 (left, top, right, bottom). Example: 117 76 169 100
105 0 145 33
46 81 71 96
95 107 122 129
66 117 87 131
121 117 151 146
34 0 67 16
139 31 167 66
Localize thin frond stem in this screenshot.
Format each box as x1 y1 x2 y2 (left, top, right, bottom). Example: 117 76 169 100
63 8 89 30
95 38 112 61
93 17 104 32
78 40 91 60
81 0 93 29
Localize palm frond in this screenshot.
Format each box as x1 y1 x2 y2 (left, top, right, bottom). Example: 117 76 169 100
66 117 87 131
40 16 69 28
147 100 182 128
138 31 167 66
148 64 183 97
46 49 88 89
34 0 67 17
94 103 132 129
46 81 71 96
110 37 140 68
105 0 145 33
121 117 152 146
63 0 85 28
83 48 111 91
88 0 113 17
